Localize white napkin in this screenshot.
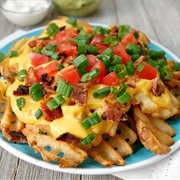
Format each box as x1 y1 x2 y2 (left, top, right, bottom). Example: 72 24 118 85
112 148 180 179
1 31 180 180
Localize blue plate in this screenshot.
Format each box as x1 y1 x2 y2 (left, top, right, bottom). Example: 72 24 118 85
0 25 180 175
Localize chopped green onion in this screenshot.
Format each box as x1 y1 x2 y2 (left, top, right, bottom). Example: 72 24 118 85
66 16 77 27
46 94 65 111
110 83 128 96
97 54 111 68
73 54 89 68
126 44 141 55
146 50 165 60
94 26 106 35
81 68 100 83
82 112 101 129
77 66 87 75
126 61 135 75
56 64 64 70
159 66 173 80
137 63 144 72
17 69 27 82
29 83 44 101
102 48 114 59
35 109 42 119
102 35 119 46
46 23 60 37
133 32 139 39
41 44 57 56
33 47 40 53
80 133 95 145
16 97 25 111
118 25 132 40
56 80 73 97
113 64 127 79
9 50 18 58
173 61 180 71
51 53 60 60
111 55 122 66
116 91 131 104
0 52 5 62
93 87 111 98
86 44 99 55
77 42 87 54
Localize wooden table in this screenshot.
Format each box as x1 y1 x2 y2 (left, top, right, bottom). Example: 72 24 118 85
0 0 180 179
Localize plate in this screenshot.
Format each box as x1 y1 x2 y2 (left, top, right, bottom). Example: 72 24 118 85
0 25 180 175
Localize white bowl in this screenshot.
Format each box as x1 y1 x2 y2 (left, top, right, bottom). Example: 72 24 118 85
0 0 51 26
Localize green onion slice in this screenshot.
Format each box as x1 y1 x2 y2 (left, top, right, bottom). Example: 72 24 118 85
173 61 180 71
56 80 73 97
41 44 57 56
118 25 132 40
137 63 144 72
56 64 64 71
86 44 99 55
66 16 77 27
17 69 27 82
9 50 18 58
82 112 101 129
46 94 65 111
16 97 25 111
80 133 95 145
35 109 42 119
159 66 173 80
46 23 60 37
73 54 89 68
29 83 44 101
81 68 100 83
93 87 111 98
116 91 131 104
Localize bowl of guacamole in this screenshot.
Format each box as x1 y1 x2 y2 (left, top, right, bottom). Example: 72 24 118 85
52 0 102 17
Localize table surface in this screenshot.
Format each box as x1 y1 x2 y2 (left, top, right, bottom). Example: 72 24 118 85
0 0 180 179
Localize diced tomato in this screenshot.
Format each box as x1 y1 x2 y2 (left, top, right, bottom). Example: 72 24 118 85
34 61 58 79
112 44 131 65
100 72 119 86
56 43 77 57
60 65 81 85
90 35 105 44
86 55 107 83
55 29 78 43
135 62 158 80
121 33 138 46
93 42 109 54
30 52 50 67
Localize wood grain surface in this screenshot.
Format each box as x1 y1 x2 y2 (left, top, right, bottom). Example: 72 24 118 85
0 0 180 179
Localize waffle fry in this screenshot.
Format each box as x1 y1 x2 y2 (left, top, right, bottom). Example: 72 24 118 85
0 16 179 168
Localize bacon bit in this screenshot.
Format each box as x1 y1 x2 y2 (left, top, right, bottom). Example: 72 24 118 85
68 84 88 107
41 98 63 121
103 99 126 122
56 133 80 146
40 73 54 85
109 26 119 36
151 77 165 96
13 85 29 96
25 67 39 86
133 55 144 69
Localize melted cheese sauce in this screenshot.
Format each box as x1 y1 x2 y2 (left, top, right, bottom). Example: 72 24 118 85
6 77 172 146
127 79 171 108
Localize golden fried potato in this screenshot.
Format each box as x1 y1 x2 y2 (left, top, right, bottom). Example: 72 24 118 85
133 106 171 154
23 124 88 168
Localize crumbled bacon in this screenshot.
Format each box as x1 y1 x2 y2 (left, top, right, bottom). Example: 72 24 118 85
151 77 165 96
25 67 38 86
41 98 63 121
13 85 29 96
56 133 80 146
68 84 88 107
102 99 126 122
109 25 119 36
